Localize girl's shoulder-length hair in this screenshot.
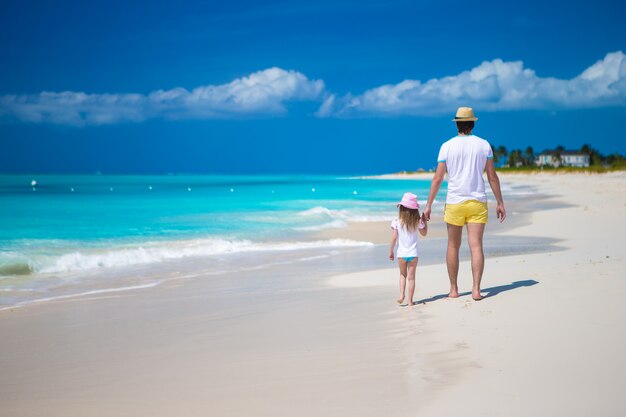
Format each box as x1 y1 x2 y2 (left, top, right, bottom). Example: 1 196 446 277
398 205 421 232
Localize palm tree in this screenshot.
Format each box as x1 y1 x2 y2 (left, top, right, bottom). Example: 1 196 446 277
524 146 535 166
507 149 523 167
554 145 565 167
492 145 503 166
498 145 508 167
581 143 603 165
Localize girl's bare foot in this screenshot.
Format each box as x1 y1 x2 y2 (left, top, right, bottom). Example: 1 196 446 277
397 296 405 304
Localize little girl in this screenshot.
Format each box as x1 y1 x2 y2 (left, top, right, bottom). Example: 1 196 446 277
389 192 428 306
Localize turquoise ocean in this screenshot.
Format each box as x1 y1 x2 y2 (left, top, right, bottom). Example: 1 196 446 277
1 174 446 308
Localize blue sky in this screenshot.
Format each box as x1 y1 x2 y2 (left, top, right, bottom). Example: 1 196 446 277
1 0 625 174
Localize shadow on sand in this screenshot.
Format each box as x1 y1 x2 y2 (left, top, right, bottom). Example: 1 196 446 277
415 279 539 305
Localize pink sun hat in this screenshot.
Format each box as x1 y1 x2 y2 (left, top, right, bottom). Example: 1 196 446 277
397 192 420 210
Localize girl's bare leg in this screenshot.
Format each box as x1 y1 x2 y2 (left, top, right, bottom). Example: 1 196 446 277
397 259 407 304
407 258 418 305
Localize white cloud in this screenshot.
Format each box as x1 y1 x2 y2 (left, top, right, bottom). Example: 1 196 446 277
1 53 624 125
0 91 148 125
0 67 325 125
320 51 626 117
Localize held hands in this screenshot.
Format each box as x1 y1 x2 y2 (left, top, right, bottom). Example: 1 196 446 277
418 213 428 235
423 205 432 222
419 212 429 229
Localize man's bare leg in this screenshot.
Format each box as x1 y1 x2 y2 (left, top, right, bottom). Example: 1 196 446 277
446 223 463 298
466 222 486 300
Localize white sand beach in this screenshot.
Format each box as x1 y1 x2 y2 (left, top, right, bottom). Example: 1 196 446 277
1 172 625 416
329 171 626 416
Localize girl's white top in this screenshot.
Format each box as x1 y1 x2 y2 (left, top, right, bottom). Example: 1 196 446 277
391 218 425 257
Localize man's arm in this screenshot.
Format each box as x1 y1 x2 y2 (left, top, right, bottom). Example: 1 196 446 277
485 159 506 222
423 162 446 221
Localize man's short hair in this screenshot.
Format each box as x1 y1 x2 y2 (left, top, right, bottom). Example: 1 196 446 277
456 121 474 135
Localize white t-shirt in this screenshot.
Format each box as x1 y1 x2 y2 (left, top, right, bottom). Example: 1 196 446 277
437 134 493 204
391 218 425 258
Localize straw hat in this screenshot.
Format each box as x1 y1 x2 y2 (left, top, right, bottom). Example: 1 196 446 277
452 107 478 122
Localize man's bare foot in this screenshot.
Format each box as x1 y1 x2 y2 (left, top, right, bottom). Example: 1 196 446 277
448 285 459 298
472 293 484 301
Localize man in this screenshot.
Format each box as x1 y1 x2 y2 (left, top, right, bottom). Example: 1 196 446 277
423 107 506 300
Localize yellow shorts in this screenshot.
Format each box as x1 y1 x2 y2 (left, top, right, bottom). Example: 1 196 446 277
444 200 488 226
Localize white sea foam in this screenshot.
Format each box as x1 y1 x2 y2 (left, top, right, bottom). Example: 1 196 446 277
0 282 160 312
298 206 391 223
37 238 374 274
299 206 341 216
494 183 537 197
294 220 347 231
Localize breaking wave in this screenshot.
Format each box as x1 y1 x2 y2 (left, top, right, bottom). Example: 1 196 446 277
298 206 391 223
4 238 374 275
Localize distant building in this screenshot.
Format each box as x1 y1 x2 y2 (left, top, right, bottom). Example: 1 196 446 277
535 150 590 167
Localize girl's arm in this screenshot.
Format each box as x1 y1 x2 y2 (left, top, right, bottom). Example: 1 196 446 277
418 214 428 237
389 229 398 260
